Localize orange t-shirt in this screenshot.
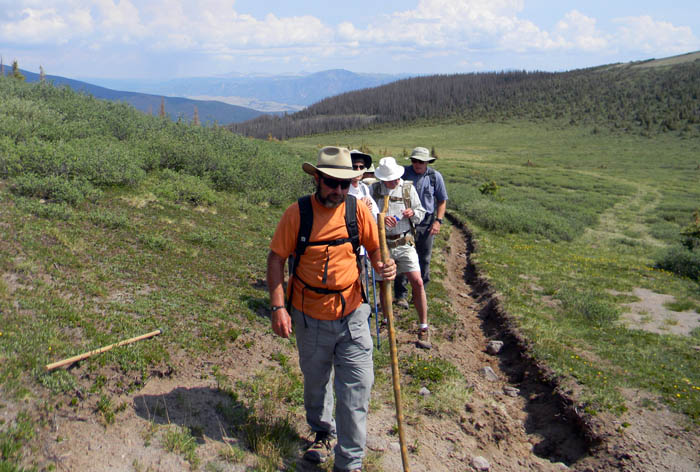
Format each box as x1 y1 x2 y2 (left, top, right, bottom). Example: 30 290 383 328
270 195 379 320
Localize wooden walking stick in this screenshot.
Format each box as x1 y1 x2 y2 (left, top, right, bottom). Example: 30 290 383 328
378 195 411 472
45 329 162 371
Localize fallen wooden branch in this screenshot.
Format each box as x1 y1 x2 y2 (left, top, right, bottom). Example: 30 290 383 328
45 329 162 371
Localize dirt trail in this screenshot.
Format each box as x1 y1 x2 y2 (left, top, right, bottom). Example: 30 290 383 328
23 220 700 471
367 219 589 472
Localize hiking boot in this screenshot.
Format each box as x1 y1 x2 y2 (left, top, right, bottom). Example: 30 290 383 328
416 328 432 349
333 467 362 472
395 298 410 309
303 431 334 463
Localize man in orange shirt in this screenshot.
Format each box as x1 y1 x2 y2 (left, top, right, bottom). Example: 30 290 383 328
267 146 396 472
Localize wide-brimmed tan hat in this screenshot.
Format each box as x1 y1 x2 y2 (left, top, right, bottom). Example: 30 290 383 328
303 146 364 180
350 149 372 169
375 157 405 181
406 146 436 163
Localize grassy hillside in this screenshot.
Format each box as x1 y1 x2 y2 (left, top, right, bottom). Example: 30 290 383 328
1 64 699 470
0 75 318 470
288 121 700 422
231 53 700 140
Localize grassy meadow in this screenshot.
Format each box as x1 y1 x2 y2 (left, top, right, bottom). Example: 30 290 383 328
1 74 699 470
288 121 700 421
0 76 457 471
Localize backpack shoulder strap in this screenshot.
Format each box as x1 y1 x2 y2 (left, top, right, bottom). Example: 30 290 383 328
344 195 360 254
401 181 417 237
427 167 437 189
370 181 382 204
295 195 313 258
402 181 413 210
344 194 367 303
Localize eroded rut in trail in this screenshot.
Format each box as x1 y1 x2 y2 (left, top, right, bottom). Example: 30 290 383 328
26 219 699 471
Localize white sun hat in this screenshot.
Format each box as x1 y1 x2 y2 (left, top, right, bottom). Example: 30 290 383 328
374 157 405 181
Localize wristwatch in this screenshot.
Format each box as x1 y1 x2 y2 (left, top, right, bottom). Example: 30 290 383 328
270 305 285 312
435 217 443 224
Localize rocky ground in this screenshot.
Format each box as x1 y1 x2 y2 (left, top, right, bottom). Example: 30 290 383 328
8 221 699 471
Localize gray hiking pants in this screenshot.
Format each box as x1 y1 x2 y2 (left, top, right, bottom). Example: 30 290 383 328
291 304 374 471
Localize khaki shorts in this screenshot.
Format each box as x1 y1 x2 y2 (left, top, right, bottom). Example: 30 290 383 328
376 243 420 280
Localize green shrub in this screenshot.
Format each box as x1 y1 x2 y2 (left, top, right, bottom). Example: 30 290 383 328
655 245 700 281
0 136 20 178
87 208 130 229
680 211 700 251
556 288 620 327
13 196 75 220
154 169 218 206
479 180 499 195
13 138 146 187
10 174 101 205
402 354 458 387
139 234 171 251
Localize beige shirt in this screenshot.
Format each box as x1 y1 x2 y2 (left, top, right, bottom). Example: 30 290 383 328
374 179 426 237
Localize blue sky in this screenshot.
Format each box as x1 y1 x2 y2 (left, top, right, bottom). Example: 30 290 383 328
1 0 698 80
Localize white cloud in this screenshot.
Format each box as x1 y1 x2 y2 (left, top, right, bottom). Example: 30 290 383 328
614 15 699 55
1 0 698 76
0 8 72 44
551 10 608 51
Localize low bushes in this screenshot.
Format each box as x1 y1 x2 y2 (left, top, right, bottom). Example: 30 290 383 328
655 245 700 281
1 77 312 210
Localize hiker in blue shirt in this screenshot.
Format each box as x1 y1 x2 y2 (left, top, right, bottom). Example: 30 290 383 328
394 147 448 307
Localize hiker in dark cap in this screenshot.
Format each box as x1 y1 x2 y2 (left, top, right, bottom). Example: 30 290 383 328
394 146 448 309
267 146 396 472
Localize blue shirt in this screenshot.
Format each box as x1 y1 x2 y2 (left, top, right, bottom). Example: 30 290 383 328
402 165 448 215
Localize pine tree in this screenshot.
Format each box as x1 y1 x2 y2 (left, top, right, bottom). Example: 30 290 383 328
11 60 25 81
0 56 4 76
39 65 46 83
159 98 166 118
193 106 200 126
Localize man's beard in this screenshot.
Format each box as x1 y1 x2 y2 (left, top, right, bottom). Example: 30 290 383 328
316 181 346 208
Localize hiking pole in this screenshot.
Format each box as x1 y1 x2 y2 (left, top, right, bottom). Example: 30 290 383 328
365 254 380 348
371 262 380 348
364 254 371 330
378 196 410 472
45 329 162 371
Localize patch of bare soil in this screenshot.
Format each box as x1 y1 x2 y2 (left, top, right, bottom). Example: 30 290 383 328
14 220 700 472
616 288 700 336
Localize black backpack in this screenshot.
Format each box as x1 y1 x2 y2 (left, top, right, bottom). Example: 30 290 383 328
287 194 366 316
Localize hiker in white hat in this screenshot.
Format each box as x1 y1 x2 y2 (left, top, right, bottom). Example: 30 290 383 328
370 157 432 349
394 146 448 311
267 146 396 472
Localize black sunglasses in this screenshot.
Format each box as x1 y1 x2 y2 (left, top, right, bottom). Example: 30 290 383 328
321 176 351 189
352 164 365 170
410 158 425 163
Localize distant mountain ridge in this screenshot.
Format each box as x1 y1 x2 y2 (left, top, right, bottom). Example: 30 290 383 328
7 68 266 125
82 69 408 112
